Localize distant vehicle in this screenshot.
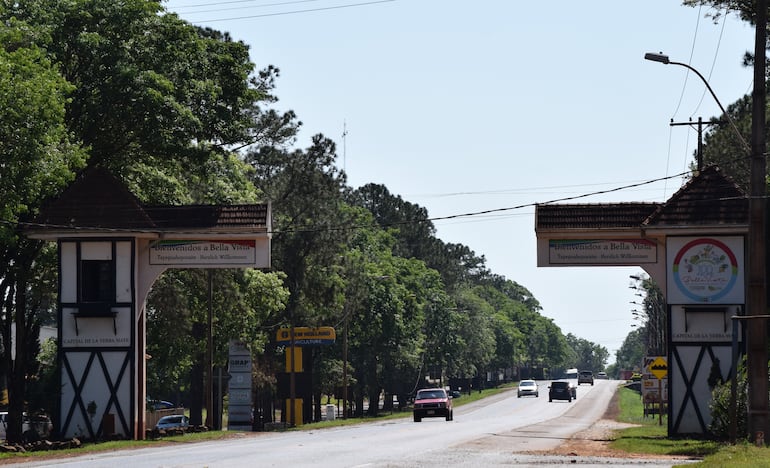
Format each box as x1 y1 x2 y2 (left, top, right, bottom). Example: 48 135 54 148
148 399 176 410
564 368 579 380
548 381 576 402
155 414 189 431
517 380 539 398
578 370 594 386
596 372 608 379
412 388 453 422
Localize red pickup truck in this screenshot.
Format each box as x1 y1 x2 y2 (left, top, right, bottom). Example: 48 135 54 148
412 388 453 422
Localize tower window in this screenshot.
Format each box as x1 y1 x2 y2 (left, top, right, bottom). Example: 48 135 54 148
81 260 113 302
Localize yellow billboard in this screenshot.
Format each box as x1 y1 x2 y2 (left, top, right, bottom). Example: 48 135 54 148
276 327 336 345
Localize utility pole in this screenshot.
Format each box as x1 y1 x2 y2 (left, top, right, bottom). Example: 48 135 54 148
747 0 768 445
669 117 725 171
206 269 213 428
342 311 348 419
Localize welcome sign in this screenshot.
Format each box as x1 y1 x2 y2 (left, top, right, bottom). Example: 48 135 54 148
546 239 657 265
149 239 262 267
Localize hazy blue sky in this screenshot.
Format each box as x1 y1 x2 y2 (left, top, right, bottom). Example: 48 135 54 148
166 0 756 363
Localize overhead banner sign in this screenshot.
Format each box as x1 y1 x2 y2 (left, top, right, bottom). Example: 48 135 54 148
276 327 336 346
666 236 744 304
149 239 266 267
545 239 657 266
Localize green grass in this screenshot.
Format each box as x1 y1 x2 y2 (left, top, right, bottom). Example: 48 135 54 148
689 443 770 467
609 385 770 464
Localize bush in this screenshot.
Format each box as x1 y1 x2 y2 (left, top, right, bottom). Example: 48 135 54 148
709 357 747 440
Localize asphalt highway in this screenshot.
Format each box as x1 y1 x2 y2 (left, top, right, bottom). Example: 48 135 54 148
7 380 693 467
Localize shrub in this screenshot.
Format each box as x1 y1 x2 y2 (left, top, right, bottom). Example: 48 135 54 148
708 357 747 440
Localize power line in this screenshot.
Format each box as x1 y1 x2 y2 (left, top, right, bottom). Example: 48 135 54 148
169 0 327 16
178 0 396 23
7 169 695 236
171 0 324 11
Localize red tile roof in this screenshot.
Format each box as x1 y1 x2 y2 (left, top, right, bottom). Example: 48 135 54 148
536 203 660 231
535 166 748 232
643 165 748 227
29 167 269 233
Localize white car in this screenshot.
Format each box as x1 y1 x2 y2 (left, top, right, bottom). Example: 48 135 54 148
517 379 539 398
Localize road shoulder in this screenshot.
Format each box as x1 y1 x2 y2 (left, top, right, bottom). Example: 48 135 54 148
533 386 695 462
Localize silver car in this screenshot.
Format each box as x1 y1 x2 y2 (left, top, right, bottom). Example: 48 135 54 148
155 414 189 431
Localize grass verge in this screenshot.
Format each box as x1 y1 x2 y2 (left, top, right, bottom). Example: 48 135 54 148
610 385 770 466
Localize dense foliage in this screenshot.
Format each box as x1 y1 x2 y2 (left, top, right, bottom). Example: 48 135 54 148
0 0 610 439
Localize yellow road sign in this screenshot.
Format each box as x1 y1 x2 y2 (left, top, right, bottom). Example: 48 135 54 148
649 356 668 380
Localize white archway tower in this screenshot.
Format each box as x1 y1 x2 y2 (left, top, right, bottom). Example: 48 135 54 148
25 168 271 440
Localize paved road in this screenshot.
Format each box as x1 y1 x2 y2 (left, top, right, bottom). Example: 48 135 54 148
7 380 692 467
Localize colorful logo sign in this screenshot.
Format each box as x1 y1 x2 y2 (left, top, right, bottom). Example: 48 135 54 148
671 238 739 303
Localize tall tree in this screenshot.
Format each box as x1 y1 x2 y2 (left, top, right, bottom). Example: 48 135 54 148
335 208 439 416
346 183 436 260
614 328 646 375
1 0 290 436
565 333 610 372
247 135 350 328
9 1 264 171
0 20 87 442
347 184 490 290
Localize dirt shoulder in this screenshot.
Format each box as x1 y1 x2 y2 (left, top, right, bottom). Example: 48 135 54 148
534 387 692 461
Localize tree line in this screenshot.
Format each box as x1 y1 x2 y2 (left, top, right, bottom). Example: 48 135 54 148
0 1 608 440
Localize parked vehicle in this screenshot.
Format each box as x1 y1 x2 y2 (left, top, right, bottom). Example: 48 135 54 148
0 412 48 440
412 388 453 422
517 380 539 398
147 398 176 410
548 381 576 402
578 370 594 385
154 414 189 431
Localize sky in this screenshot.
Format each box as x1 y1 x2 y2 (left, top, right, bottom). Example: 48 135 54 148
165 0 757 364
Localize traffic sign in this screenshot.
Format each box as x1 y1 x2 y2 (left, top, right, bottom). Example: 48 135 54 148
648 356 668 380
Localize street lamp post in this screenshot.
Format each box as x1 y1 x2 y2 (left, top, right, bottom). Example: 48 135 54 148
747 2 768 444
644 52 750 155
645 39 768 443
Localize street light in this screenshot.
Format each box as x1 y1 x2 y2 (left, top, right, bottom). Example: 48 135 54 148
629 274 666 357
644 52 750 154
